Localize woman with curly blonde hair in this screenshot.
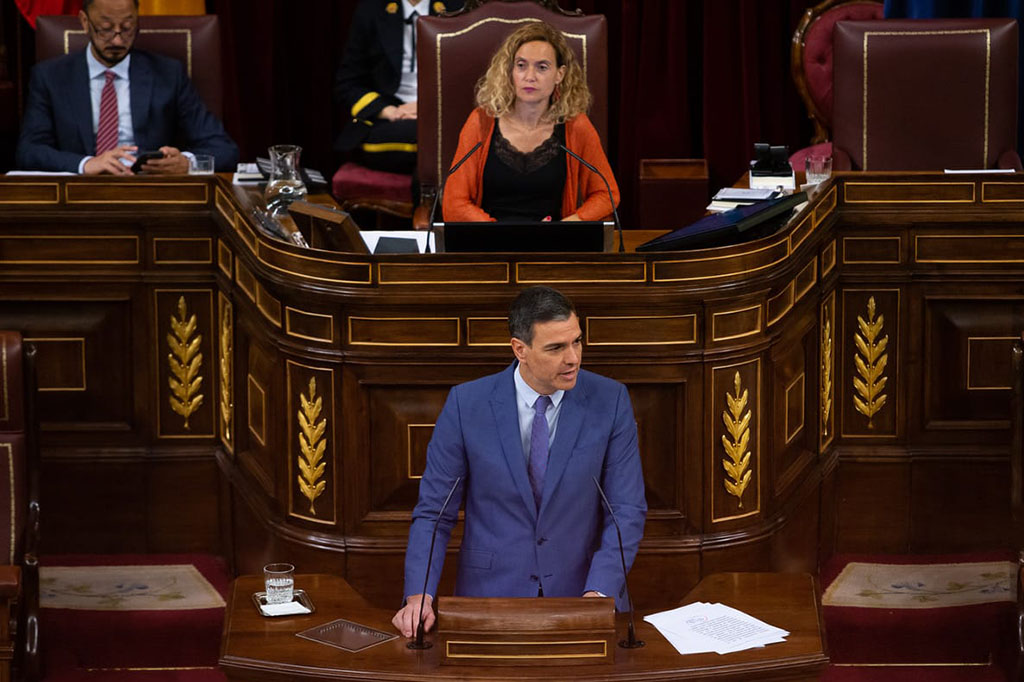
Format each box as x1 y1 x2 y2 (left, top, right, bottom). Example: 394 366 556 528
442 21 619 223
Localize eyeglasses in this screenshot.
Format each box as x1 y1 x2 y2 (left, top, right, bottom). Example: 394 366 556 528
86 15 137 41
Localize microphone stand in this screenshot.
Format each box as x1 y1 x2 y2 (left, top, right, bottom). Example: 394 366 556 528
427 141 483 254
592 476 644 649
407 476 462 650
559 144 624 253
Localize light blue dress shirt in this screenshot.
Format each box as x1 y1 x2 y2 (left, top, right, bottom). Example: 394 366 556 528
513 362 565 462
79 49 134 173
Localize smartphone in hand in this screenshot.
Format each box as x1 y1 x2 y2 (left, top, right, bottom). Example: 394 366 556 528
130 151 164 174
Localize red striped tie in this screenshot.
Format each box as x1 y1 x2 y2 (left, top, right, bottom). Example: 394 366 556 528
95 70 119 155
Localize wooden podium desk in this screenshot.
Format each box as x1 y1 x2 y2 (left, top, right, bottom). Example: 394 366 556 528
219 572 827 681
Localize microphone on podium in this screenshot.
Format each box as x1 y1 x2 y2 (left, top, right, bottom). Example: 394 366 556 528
559 144 624 253
592 475 644 649
407 476 462 650
428 141 484 227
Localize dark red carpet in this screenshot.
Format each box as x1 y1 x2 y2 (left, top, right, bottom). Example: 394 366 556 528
821 551 1017 681
41 554 229 682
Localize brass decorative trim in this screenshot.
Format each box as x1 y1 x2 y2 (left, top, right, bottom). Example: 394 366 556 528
843 181 976 204
863 29 990 169
981 182 1024 202
348 317 461 347
254 241 373 285
466 317 510 347
784 373 806 444
378 262 510 285
842 236 901 265
721 372 753 508
821 292 835 449
0 182 60 204
966 336 1016 390
813 185 837 228
652 236 790 282
167 296 204 430
853 296 889 429
822 239 837 277
515 261 647 284
0 235 139 265
585 314 698 346
246 375 266 446
233 212 257 251
795 257 818 303
65 182 209 204
915 234 1024 264
152 237 213 265
255 287 282 328
408 424 435 479
789 212 814 254
218 295 233 454
235 260 256 303
217 240 233 277
285 307 335 343
445 639 607 660
711 305 763 342
712 359 761 523
214 187 234 225
296 377 328 516
435 18 588 184
767 283 795 328
22 337 86 392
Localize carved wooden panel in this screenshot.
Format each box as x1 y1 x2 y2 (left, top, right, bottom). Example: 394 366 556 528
287 360 337 526
710 359 761 524
1 300 133 431
240 336 280 498
770 318 815 499
922 297 1024 430
154 290 215 439
840 289 900 439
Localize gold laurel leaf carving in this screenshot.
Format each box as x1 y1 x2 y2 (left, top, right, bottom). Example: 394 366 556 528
219 303 233 445
167 296 204 430
297 376 328 515
852 296 889 429
821 313 833 438
721 371 753 508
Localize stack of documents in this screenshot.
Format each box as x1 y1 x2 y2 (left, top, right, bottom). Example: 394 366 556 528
706 187 779 213
644 602 788 655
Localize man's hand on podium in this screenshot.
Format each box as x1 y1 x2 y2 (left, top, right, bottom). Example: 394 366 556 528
393 593 434 638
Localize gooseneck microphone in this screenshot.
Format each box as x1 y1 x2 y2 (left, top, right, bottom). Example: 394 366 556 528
559 144 624 253
428 141 484 227
407 476 462 650
592 475 644 649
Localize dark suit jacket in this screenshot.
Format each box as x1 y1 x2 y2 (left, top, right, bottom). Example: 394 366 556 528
334 0 462 152
16 49 239 173
403 364 647 611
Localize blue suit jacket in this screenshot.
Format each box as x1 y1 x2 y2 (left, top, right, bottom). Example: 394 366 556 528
16 49 238 173
404 364 647 611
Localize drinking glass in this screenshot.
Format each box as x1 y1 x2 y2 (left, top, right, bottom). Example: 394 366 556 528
263 563 295 604
189 154 215 175
805 155 832 185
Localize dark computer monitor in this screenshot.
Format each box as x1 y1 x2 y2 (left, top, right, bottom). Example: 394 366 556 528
437 221 613 253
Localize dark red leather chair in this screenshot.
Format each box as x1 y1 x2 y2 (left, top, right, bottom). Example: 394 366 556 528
789 0 884 169
35 14 223 118
0 331 40 682
414 0 608 227
832 18 1021 171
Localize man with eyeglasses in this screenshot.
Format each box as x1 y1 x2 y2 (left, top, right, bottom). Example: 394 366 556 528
16 0 238 175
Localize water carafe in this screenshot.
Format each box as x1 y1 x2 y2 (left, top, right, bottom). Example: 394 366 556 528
264 144 307 214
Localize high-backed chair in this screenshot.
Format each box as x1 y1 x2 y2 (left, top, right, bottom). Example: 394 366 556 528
832 18 1021 171
34 14 223 119
789 0 883 169
414 0 608 227
0 332 40 682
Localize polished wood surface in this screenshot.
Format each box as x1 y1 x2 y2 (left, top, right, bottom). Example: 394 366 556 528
220 572 826 681
0 171 1017 619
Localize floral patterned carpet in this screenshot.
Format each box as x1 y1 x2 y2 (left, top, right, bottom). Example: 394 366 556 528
822 560 1016 609
41 564 226 611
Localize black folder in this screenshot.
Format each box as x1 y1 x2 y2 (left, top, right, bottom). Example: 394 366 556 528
636 192 807 252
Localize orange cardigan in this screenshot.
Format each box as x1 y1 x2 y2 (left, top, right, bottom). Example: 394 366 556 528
442 108 620 222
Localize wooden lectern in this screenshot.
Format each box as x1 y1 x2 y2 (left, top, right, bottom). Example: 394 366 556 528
437 596 616 666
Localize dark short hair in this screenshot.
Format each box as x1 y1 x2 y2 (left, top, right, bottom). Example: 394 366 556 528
508 286 576 345
82 0 140 12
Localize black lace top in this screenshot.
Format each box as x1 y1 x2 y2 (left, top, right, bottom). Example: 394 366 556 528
480 121 566 222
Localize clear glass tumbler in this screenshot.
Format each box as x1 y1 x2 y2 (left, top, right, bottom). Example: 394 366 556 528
263 562 295 604
805 155 832 185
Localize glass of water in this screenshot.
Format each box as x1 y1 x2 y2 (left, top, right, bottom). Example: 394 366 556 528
189 154 215 175
263 563 295 604
805 155 832 185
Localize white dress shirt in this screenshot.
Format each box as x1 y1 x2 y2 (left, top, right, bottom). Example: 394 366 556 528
395 0 429 103
79 48 134 173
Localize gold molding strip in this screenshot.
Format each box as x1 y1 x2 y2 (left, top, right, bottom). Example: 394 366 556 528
22 337 86 392
235 260 256 303
0 235 139 265
784 373 806 444
255 241 373 286
285 307 335 344
214 187 234 226
966 336 1016 391
843 181 976 204
233 212 257 251
813 185 837 227
218 294 233 454
445 639 607 660
378 262 509 285
63 27 194 75
516 261 647 284
167 296 204 430
822 239 837 278
348 317 461 347
721 372 753 508
788 212 814 254
853 296 889 429
711 305 763 342
767 283 795 328
585 314 698 346
653 237 790 283
0 182 60 204
246 374 266 446
466 317 510 347
217 240 233 277
152 237 213 265
296 377 328 516
915 234 1024 264
255 287 282 328
981 182 1024 202
65 182 208 204
842 236 901 265
820 292 835 450
795 257 818 304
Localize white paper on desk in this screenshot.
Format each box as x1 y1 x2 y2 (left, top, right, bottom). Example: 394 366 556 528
360 230 435 254
259 600 311 616
645 601 788 655
6 170 76 176
943 168 1015 174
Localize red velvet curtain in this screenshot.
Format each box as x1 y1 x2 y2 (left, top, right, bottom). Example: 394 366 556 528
211 0 818 225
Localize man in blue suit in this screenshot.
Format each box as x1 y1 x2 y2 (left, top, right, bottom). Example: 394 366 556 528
393 286 647 638
16 0 238 175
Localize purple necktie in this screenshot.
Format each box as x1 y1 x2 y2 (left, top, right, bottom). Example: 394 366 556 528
528 395 552 509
